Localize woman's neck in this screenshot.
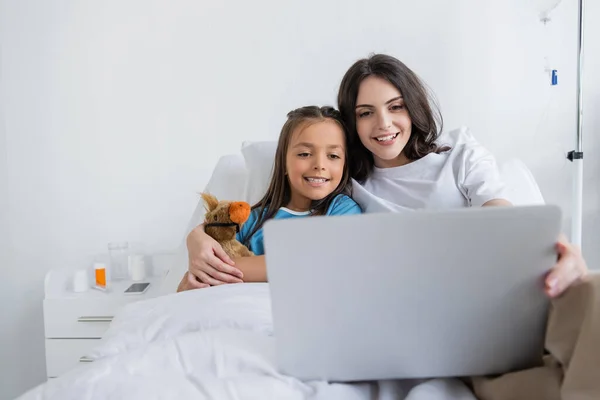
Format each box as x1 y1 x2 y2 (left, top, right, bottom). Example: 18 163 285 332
374 152 412 168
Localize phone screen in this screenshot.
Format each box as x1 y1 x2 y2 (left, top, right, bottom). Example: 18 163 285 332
124 282 150 293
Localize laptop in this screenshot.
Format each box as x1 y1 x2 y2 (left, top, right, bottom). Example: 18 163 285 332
262 205 562 382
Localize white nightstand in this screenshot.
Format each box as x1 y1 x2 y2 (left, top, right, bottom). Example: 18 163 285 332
43 254 174 379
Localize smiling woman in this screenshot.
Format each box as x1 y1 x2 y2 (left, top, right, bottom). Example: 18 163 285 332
338 54 509 212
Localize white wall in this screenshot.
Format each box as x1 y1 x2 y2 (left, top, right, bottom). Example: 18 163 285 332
0 28 13 396
1 0 598 397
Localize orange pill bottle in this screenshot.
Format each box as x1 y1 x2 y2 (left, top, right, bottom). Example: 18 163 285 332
94 262 107 287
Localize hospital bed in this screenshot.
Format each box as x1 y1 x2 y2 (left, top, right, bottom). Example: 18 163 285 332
16 132 546 400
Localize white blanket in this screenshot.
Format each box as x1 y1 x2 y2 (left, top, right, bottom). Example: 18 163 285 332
18 284 476 400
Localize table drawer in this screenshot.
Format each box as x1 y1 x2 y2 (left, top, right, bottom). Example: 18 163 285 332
45 338 99 378
43 298 123 338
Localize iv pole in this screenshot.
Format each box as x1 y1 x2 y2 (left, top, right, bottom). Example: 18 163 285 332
567 0 585 248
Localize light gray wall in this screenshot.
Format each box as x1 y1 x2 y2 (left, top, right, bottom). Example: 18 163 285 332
1 0 599 398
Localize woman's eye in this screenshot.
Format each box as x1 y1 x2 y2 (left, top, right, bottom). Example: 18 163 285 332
358 110 372 118
390 104 404 111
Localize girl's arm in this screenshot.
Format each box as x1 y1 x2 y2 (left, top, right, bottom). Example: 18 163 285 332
233 255 267 282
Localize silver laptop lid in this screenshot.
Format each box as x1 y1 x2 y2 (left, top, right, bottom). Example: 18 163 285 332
263 205 561 382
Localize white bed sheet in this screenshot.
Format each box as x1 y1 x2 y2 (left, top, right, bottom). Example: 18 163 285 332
18 284 476 400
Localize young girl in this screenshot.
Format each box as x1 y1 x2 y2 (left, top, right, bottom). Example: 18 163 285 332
180 105 361 290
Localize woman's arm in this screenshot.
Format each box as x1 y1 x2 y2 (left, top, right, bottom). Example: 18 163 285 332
482 199 512 207
233 255 267 282
187 224 244 285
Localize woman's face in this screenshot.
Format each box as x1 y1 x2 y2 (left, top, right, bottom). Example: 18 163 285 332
354 76 412 168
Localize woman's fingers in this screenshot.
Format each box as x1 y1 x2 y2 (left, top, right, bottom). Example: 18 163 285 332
212 245 243 279
205 262 244 283
213 246 236 268
545 237 587 298
196 270 227 286
189 258 225 285
186 271 210 289
209 254 244 280
545 261 577 298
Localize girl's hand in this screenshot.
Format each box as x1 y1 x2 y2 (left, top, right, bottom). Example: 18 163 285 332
545 234 588 298
187 224 245 285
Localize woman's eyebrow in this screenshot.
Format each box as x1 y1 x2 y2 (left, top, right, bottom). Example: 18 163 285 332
355 95 403 109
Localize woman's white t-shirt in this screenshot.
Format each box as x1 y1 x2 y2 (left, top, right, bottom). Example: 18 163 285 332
352 127 507 213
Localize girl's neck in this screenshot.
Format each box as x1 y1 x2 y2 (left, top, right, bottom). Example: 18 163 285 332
286 192 311 212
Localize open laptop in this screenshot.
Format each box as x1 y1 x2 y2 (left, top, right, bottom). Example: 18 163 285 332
262 205 562 382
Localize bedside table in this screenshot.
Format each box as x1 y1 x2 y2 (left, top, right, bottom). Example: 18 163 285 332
43 255 173 379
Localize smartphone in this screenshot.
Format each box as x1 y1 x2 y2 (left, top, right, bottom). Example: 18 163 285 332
124 282 151 295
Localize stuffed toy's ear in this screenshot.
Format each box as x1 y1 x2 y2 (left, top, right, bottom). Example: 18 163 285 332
201 192 220 212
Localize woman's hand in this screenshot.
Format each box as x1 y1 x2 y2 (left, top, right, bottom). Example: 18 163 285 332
177 271 209 292
545 234 588 298
187 224 245 285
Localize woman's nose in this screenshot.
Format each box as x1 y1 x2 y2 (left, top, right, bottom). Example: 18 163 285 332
378 112 391 130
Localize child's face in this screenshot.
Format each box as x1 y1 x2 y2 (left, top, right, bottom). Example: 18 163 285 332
285 120 346 210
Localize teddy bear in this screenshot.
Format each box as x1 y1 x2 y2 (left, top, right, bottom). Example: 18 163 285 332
177 192 253 292
200 192 254 258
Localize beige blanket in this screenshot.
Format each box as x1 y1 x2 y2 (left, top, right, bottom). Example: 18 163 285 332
468 273 600 400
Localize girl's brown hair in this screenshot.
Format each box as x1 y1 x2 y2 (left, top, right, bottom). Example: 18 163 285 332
242 105 351 248
337 53 450 183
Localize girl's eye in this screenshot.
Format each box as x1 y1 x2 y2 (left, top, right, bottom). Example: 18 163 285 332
297 152 310 158
328 154 341 160
357 110 372 118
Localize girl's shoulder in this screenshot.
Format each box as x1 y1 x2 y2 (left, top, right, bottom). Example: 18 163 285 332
326 194 363 216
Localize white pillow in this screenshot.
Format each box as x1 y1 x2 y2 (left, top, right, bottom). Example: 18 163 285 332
204 154 249 201
241 141 278 205
238 141 544 208
159 154 249 295
499 159 545 206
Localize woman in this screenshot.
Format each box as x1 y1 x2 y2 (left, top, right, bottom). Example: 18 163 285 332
182 53 587 297
181 53 597 398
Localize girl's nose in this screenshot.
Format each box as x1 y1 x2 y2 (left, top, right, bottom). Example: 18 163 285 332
312 154 326 170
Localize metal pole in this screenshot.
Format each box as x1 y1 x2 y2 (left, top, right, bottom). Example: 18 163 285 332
568 0 585 247
576 0 585 154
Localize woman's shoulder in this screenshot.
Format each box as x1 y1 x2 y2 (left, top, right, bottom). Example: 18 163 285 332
326 194 363 215
438 126 494 156
437 126 476 148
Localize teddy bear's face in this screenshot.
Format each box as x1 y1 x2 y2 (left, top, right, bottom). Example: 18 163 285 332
205 205 236 241
202 193 251 242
